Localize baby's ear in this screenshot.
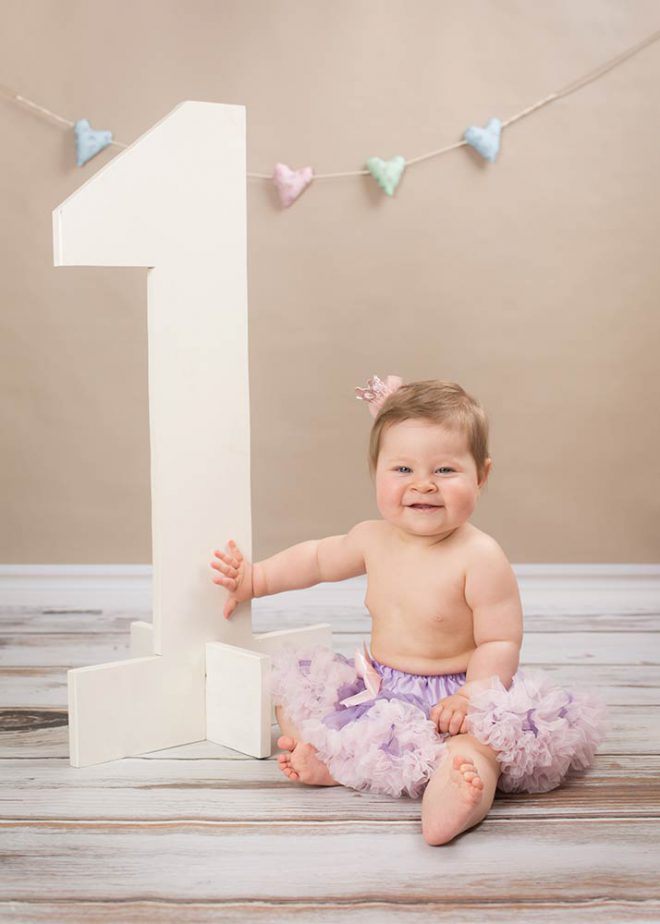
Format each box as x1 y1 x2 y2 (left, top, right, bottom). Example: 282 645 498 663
477 458 492 489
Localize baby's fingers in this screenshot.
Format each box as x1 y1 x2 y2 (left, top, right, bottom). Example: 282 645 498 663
211 557 238 579
434 707 453 734
228 539 243 564
429 703 446 728
214 548 240 569
213 574 237 591
448 709 466 736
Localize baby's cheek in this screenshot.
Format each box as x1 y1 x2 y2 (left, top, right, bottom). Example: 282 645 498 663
451 486 479 514
376 480 400 509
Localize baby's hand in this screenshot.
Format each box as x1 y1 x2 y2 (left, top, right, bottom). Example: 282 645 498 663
429 692 470 736
210 540 254 620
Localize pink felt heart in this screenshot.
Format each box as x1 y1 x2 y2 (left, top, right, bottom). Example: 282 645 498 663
272 163 314 208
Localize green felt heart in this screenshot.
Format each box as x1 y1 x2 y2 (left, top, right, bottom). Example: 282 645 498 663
366 155 406 196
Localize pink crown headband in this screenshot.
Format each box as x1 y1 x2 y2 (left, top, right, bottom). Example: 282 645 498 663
354 374 404 418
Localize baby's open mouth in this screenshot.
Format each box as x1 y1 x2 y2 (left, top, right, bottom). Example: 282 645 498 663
408 504 442 510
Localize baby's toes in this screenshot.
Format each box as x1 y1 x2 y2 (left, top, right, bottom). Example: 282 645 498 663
463 766 484 790
452 755 472 772
455 757 483 787
280 763 300 782
277 750 299 781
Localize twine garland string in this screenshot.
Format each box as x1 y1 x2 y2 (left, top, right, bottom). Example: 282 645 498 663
1 26 659 180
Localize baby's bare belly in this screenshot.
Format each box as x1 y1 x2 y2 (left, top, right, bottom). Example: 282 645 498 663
369 623 475 676
364 565 476 675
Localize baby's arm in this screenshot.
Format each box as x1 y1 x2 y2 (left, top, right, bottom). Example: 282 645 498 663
459 539 523 698
253 521 368 596
430 539 522 735
211 522 369 618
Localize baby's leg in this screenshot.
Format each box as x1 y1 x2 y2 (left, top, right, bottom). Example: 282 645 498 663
274 704 340 787
421 734 501 846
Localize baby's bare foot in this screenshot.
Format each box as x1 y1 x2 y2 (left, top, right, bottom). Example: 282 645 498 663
276 735 338 786
422 752 486 845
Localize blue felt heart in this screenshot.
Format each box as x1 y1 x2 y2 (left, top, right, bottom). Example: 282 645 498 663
74 118 113 167
463 117 501 163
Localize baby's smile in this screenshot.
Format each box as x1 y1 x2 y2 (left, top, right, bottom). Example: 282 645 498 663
408 503 443 511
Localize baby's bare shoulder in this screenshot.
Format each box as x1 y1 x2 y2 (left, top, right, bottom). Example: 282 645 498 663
462 526 513 570
348 519 386 545
344 519 388 558
463 526 519 604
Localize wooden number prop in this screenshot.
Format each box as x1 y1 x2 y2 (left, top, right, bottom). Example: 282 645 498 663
53 102 331 767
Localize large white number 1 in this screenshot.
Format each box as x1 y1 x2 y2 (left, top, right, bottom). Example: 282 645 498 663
54 101 331 767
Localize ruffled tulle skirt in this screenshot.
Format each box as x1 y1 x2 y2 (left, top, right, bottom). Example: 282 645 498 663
270 643 609 800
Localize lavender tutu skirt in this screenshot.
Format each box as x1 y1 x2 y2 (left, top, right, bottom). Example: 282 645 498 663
270 643 608 800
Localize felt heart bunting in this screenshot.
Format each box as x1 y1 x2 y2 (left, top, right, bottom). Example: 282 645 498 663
463 117 502 163
272 163 314 207
366 155 406 196
74 119 113 167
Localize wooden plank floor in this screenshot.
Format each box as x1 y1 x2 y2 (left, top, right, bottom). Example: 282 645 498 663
1 590 659 923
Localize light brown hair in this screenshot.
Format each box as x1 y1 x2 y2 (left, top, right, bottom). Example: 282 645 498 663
367 380 490 481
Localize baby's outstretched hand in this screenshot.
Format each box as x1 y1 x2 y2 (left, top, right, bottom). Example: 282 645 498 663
429 692 470 736
210 540 254 620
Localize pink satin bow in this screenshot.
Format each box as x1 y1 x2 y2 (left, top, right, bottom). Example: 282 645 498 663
339 642 382 706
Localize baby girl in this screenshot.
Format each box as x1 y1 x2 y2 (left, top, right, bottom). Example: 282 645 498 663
210 375 607 846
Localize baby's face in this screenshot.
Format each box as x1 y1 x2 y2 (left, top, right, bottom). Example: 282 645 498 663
375 419 490 543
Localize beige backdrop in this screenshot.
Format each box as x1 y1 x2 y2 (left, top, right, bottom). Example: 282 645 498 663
1 0 659 565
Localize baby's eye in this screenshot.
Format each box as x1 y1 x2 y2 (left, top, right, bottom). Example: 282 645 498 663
394 466 454 474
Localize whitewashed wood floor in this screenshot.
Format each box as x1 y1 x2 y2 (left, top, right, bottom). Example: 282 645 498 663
1 589 659 923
